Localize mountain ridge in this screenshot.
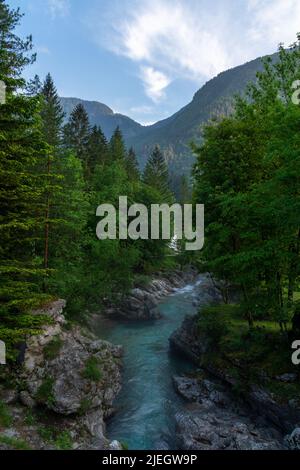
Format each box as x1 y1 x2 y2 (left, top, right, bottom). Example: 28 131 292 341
60 52 277 176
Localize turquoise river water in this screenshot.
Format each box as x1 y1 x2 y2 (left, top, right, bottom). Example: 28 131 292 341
96 279 202 450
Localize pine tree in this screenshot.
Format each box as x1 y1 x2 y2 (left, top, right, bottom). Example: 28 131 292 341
143 145 172 201
179 175 190 204
41 73 64 147
110 126 126 162
40 73 65 271
86 125 109 178
125 147 140 181
63 103 90 170
0 0 50 358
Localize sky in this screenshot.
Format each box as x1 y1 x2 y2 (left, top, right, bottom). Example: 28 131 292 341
7 0 300 125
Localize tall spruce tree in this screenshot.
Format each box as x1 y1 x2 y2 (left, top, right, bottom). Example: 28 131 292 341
86 125 109 178
0 0 50 358
143 145 172 201
125 147 140 181
110 126 126 162
63 103 90 171
40 73 65 271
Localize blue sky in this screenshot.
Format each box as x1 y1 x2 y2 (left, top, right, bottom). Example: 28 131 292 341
8 0 300 125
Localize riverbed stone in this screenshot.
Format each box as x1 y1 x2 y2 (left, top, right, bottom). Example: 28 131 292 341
285 428 300 450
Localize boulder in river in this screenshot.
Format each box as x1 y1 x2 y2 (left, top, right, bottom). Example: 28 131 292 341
173 374 284 450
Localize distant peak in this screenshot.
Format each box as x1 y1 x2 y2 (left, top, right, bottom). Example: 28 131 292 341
60 97 114 116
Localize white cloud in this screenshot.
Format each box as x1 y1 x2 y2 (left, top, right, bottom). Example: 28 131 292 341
140 66 171 102
87 0 300 104
247 0 300 46
130 105 154 115
47 0 70 19
36 46 51 55
113 0 231 82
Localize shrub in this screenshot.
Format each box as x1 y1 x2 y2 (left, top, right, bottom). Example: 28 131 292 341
0 435 30 450
36 377 55 405
78 397 92 415
55 431 72 450
82 357 102 382
198 305 231 347
0 400 12 427
43 336 63 360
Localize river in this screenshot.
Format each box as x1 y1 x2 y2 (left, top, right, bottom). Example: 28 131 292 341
95 278 202 450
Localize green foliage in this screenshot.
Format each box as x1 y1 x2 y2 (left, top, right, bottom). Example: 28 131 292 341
110 126 126 162
43 336 63 360
24 410 36 426
36 377 55 405
143 145 173 202
198 305 232 347
82 357 102 382
38 426 72 449
78 397 93 415
0 435 31 450
126 147 140 181
0 1 53 356
63 103 90 165
193 37 300 329
54 430 72 450
0 400 12 427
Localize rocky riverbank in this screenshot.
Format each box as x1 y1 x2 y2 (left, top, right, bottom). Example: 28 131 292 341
173 374 284 450
103 269 198 321
0 300 123 450
169 283 300 450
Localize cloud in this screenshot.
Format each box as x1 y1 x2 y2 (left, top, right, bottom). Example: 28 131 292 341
130 105 154 115
247 0 300 47
47 0 70 18
36 46 51 55
140 66 171 102
87 0 300 104
112 0 231 81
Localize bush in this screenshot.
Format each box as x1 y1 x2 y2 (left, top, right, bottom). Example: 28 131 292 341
43 336 63 360
82 357 102 382
0 435 30 450
38 427 72 450
0 400 12 427
36 377 55 405
55 431 72 450
198 305 231 347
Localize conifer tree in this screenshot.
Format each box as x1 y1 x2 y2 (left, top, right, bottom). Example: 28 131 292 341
143 145 172 201
86 125 109 177
125 147 140 181
63 103 90 169
0 0 50 357
40 73 65 271
110 126 126 162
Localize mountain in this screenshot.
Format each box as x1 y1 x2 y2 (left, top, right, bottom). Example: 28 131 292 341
60 97 142 140
127 54 276 176
61 53 276 180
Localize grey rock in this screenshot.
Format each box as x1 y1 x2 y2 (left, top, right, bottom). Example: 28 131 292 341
1 389 18 405
19 391 36 409
24 329 122 416
173 374 284 450
285 428 300 450
105 269 198 321
109 440 123 450
275 373 298 383
173 376 202 402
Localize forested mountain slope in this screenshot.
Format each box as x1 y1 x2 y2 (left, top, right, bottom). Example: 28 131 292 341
61 53 277 176
60 97 142 140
